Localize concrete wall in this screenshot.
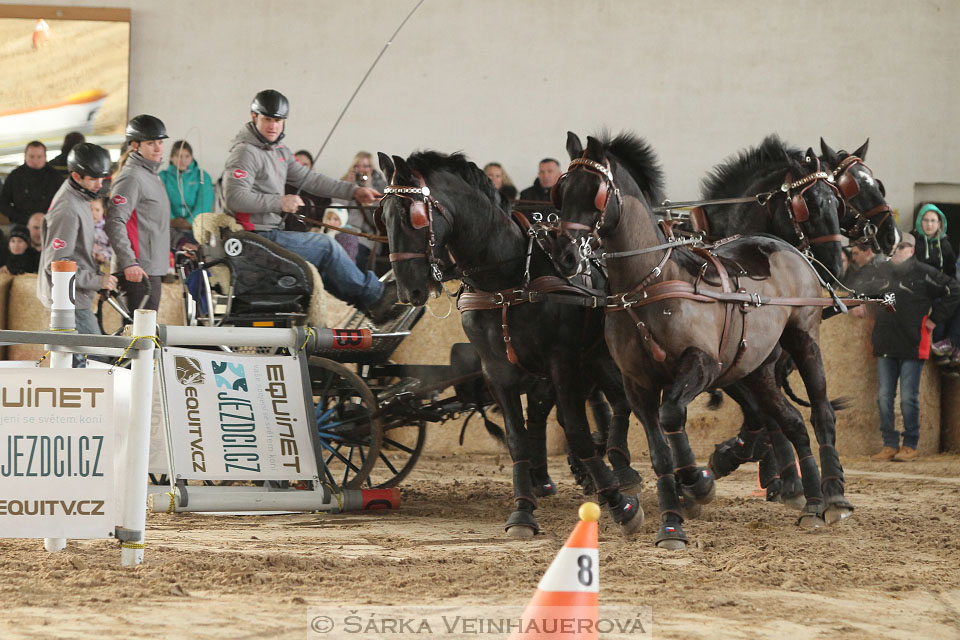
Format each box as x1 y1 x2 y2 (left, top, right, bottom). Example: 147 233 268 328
17 0 960 230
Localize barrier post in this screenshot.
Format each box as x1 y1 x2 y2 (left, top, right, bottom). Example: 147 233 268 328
44 260 76 553
120 309 157 566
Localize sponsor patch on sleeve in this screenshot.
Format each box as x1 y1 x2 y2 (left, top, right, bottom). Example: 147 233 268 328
111 194 127 205
232 169 248 179
52 237 66 250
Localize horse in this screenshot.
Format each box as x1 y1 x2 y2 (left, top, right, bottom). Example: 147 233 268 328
684 135 848 509
376 150 644 538
819 138 899 256
550 131 853 549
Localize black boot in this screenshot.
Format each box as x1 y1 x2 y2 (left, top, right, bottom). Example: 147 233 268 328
363 280 402 325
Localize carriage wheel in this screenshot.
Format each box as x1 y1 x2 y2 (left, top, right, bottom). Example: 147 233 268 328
309 357 383 490
364 418 427 489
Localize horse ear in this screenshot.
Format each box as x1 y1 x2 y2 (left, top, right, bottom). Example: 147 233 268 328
393 155 413 182
566 131 583 160
804 147 818 167
585 136 604 161
852 138 869 160
378 152 395 183
820 138 839 165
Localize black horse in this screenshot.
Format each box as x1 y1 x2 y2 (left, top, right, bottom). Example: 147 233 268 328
819 138 899 256
550 132 853 549
376 150 644 537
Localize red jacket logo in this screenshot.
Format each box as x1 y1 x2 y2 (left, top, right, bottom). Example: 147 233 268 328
52 238 66 250
112 195 127 205
232 169 248 179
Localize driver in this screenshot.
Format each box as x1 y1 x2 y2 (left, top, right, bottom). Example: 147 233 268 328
37 143 118 364
222 89 398 323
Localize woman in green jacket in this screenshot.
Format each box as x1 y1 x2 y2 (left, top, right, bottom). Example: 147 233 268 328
160 140 215 241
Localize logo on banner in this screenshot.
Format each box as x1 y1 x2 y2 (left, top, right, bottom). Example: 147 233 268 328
175 356 205 385
111 195 127 205
224 238 243 257
232 169 247 179
52 237 66 250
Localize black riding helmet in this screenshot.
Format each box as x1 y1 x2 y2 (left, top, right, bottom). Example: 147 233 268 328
251 90 289 119
67 143 111 178
126 114 168 141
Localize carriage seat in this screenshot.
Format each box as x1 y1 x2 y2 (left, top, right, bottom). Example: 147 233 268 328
191 212 327 324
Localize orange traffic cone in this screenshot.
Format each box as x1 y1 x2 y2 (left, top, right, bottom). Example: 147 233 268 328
509 502 600 639
32 19 50 50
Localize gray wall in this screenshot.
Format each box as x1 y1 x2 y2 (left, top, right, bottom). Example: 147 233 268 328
23 0 960 226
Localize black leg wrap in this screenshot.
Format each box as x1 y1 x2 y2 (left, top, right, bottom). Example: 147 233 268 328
798 455 824 504
582 455 620 506
680 467 716 505
656 474 684 521
529 462 557 498
708 431 760 478
512 461 538 509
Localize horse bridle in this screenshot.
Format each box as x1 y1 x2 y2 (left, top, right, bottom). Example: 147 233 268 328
548 156 624 265
830 154 892 248
375 177 450 283
779 157 845 253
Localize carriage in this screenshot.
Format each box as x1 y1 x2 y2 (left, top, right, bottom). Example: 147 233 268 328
100 215 501 492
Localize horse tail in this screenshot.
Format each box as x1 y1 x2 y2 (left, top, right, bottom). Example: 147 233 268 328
706 390 725 410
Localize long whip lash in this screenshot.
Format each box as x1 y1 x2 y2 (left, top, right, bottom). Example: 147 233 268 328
302 0 425 186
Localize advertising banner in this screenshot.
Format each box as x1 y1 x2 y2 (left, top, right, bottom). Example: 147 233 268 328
0 368 116 539
160 347 317 481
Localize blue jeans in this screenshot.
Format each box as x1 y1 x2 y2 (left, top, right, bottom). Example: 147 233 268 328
876 357 924 450
259 230 382 306
932 308 960 348
73 307 101 368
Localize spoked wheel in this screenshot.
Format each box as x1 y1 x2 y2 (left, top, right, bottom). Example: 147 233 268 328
309 357 382 490
364 417 427 488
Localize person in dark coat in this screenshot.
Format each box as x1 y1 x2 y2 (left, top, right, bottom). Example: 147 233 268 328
1 225 40 275
851 233 960 461
0 141 64 225
518 157 562 204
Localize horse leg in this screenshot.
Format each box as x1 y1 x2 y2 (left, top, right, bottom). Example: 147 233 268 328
525 380 558 497
485 381 540 538
781 327 852 525
593 359 642 493
624 379 686 549
551 366 643 537
742 362 826 529
661 349 717 510
713 382 804 510
565 385 604 496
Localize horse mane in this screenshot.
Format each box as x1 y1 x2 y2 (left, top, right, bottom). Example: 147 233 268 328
700 134 804 199
597 131 665 204
406 150 501 208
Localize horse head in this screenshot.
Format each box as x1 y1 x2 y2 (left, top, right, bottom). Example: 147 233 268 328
771 149 846 281
820 138 898 256
377 152 447 306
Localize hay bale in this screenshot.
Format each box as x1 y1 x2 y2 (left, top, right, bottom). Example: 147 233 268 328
0 272 11 359
942 377 960 452
6 274 47 361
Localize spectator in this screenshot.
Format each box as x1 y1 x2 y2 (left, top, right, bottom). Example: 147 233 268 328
37 143 117 366
0 141 63 225
27 212 44 252
160 140 214 247
105 115 172 312
519 158 562 203
911 204 956 277
483 162 517 204
294 150 314 169
332 151 387 269
1 225 40 275
222 90 398 323
47 132 86 178
852 233 960 461
0 227 7 266
90 197 113 269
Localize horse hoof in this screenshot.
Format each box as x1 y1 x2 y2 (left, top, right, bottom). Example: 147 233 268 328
681 468 716 506
797 513 826 530
823 504 854 526
617 502 645 537
681 497 702 520
656 538 687 551
781 494 806 511
505 510 539 538
506 525 536 539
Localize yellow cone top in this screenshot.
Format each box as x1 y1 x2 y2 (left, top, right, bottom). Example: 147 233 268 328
579 501 601 522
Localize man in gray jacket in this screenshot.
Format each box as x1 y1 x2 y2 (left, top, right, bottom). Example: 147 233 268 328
223 89 397 322
38 143 118 364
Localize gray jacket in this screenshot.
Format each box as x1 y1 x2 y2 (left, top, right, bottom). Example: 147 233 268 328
223 122 356 231
105 151 171 275
37 179 101 310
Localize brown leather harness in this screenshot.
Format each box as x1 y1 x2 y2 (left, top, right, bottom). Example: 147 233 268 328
830 154 893 245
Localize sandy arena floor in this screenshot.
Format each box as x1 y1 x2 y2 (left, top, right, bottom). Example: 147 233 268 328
1 452 959 639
